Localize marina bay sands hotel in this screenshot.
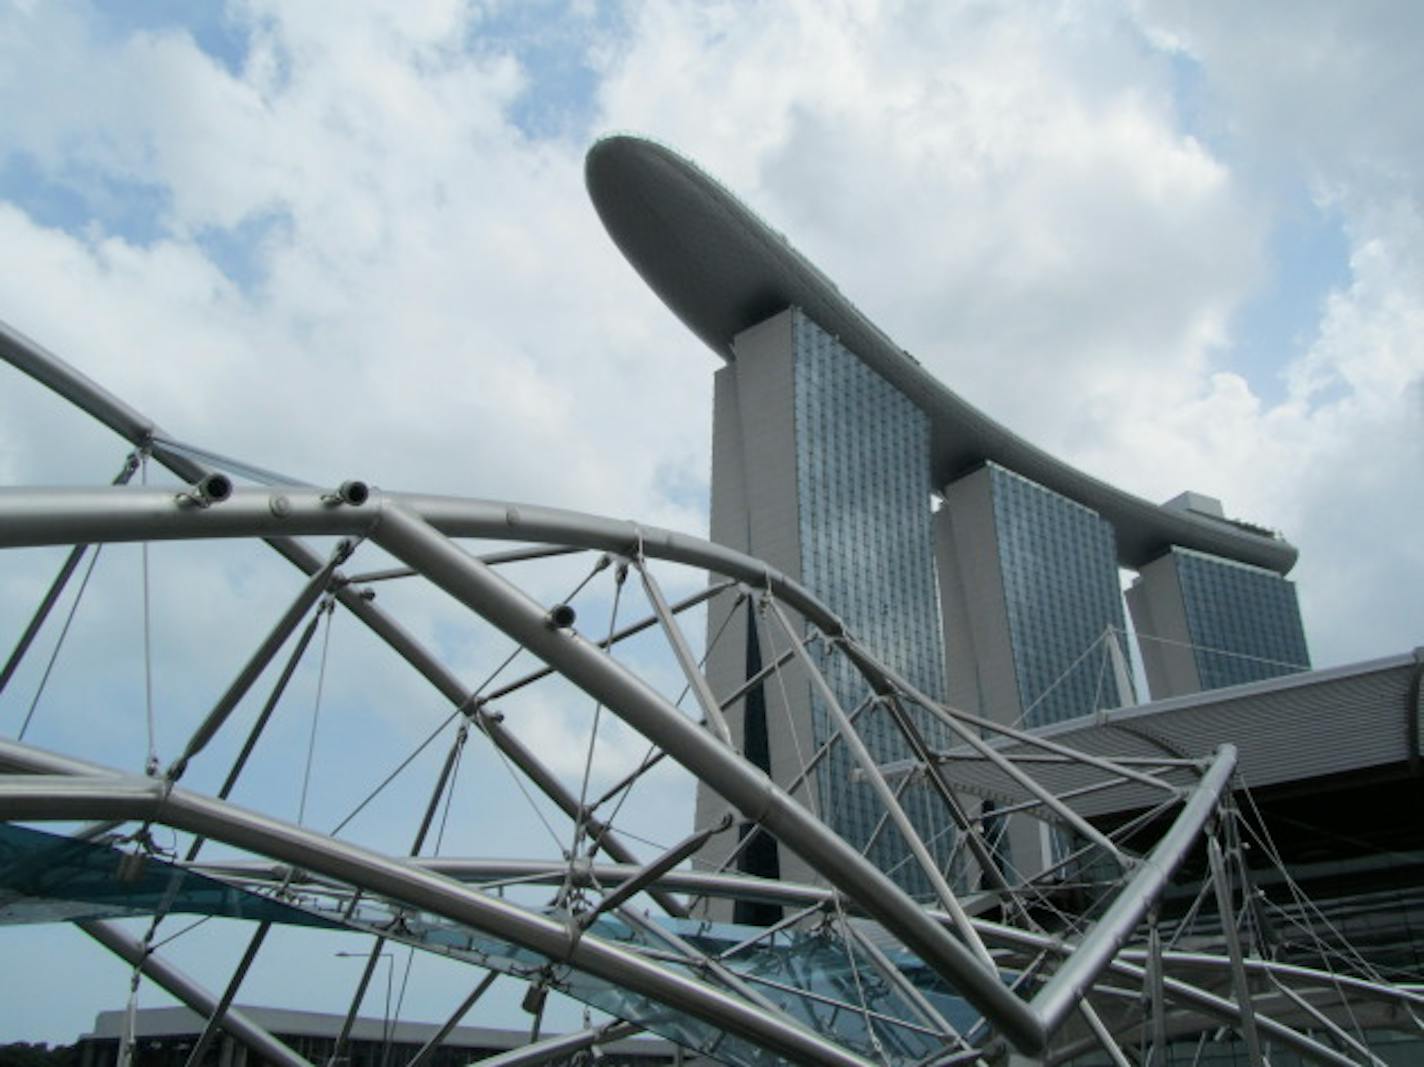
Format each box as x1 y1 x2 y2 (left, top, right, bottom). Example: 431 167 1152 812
586 136 1310 900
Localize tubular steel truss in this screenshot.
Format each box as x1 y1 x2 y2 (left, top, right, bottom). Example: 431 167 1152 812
2 317 1421 1066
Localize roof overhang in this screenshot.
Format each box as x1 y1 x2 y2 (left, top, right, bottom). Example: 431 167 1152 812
908 651 1424 819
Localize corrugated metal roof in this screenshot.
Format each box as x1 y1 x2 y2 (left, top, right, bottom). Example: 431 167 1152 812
920 652 1423 818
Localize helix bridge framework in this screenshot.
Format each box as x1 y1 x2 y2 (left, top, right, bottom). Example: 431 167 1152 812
0 316 1420 1067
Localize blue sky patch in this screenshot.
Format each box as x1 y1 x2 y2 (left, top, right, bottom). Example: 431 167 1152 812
1166 48 1211 147
194 208 292 295
1230 192 1351 404
0 151 171 246
87 0 252 77
466 1 623 140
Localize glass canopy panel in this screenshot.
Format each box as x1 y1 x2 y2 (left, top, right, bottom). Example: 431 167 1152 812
3 824 991 1065
0 823 339 929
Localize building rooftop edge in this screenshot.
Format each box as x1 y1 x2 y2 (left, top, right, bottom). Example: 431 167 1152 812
584 134 1298 575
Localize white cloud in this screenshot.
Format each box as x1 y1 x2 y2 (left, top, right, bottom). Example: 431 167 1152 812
2 0 1423 1043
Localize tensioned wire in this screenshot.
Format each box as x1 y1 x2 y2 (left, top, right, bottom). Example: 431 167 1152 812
17 543 105 741
1132 627 1311 672
1235 779 1387 983
327 642 524 838
752 594 937 1062
390 719 470 1044
1008 627 1118 731
569 563 626 867
140 451 158 776
588 579 744 853
326 550 613 841
296 600 334 826
876 688 1193 941
1230 777 1423 1061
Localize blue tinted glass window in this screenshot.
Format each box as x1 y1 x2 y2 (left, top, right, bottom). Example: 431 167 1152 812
1174 548 1310 689
986 464 1131 727
791 310 951 895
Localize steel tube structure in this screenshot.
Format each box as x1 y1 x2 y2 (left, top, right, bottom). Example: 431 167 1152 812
474 1020 639 1067
1208 835 1265 1064
0 319 692 919
0 773 877 1067
1029 744 1236 1033
77 920 311 1067
181 921 271 1067
168 540 348 781
2 319 1414 1064
635 556 733 745
765 598 996 970
405 971 499 1067
368 504 1048 1052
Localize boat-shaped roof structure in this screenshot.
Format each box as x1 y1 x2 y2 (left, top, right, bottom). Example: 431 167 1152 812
586 134 1296 575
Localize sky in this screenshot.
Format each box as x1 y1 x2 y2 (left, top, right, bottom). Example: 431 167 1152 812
1 0 1422 1047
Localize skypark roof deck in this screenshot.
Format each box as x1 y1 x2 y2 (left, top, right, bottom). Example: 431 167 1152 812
586 134 1296 575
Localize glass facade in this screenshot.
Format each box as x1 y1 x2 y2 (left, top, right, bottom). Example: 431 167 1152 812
1173 547 1310 690
790 309 952 895
986 464 1132 727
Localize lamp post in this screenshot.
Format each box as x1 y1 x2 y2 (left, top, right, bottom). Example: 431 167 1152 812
334 950 394 1067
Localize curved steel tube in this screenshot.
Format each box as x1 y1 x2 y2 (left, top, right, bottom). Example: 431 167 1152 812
79 920 311 1067
0 772 876 1067
0 319 686 917
187 854 1424 1012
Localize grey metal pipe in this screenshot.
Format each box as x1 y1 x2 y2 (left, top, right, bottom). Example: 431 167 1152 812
1266 977 1390 1067
1207 836 1265 1065
580 816 729 926
405 970 499 1067
0 319 159 450
77 919 310 1067
764 599 996 970
370 504 1045 1053
1117 951 1424 1011
1029 745 1237 1034
0 453 138 698
168 540 349 781
852 650 1127 862
181 921 271 1067
1076 999 1132 1067
473 1020 640 1067
841 635 1180 796
635 556 733 745
1145 917 1167 1067
0 775 877 1067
